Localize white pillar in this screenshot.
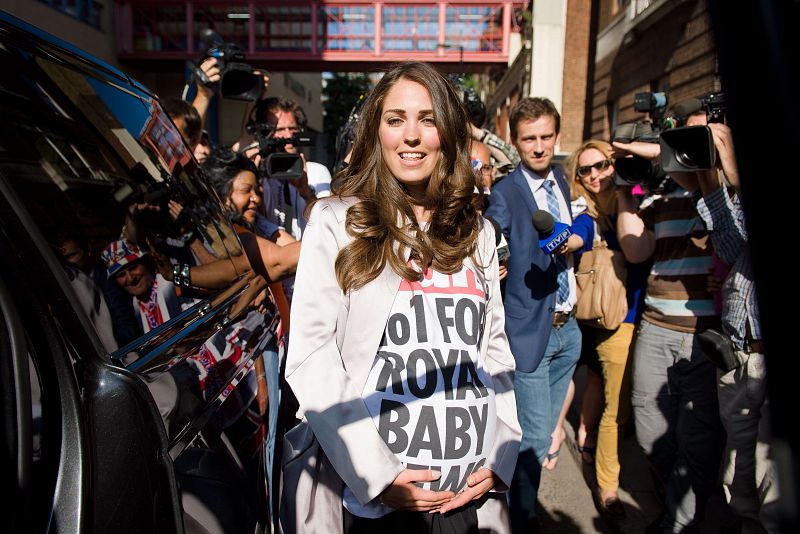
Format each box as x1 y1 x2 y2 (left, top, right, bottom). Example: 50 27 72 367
529 0 567 116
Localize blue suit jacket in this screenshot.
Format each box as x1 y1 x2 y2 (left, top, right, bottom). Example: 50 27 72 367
484 164 572 373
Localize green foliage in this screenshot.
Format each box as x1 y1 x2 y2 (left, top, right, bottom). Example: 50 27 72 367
322 73 372 160
463 75 478 91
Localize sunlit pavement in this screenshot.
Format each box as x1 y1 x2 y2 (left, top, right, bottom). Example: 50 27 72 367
535 366 735 534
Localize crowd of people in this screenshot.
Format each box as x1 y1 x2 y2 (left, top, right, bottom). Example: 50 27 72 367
60 56 776 534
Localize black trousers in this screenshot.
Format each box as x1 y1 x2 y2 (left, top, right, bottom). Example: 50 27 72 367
343 503 479 534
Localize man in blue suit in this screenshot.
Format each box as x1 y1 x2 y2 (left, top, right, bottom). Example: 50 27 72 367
484 97 582 533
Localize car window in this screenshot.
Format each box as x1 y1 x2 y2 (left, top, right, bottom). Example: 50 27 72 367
0 33 277 457
0 38 245 355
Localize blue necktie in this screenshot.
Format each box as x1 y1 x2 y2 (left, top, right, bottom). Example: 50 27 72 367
541 180 569 305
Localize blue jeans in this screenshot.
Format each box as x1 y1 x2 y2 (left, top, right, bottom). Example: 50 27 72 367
632 320 722 533
263 344 281 521
510 316 581 532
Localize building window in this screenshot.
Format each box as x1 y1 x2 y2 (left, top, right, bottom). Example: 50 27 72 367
630 0 653 18
382 5 438 52
132 4 187 52
320 6 375 51
445 6 503 52
37 0 103 29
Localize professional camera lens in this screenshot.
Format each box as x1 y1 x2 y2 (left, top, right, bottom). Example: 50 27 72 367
660 126 716 172
674 150 700 168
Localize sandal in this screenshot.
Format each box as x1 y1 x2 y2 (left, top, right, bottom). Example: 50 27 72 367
576 443 596 464
543 427 566 470
543 449 560 470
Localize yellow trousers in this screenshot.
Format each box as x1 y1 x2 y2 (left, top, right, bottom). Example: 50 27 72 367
595 322 635 492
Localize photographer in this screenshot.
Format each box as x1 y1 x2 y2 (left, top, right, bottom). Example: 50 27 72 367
189 56 270 135
239 96 332 240
190 56 220 125
693 122 778 534
615 136 724 532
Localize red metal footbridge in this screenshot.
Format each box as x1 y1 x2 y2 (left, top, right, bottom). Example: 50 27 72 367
115 0 526 71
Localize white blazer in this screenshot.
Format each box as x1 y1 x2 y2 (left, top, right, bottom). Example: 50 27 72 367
280 196 521 533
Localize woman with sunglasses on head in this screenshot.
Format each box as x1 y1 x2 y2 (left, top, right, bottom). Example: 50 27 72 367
281 62 521 534
566 140 649 519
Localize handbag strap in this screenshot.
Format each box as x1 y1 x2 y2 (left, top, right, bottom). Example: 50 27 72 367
592 218 609 249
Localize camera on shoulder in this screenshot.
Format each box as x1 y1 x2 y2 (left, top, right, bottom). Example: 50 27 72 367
612 91 729 188
612 92 668 190
660 92 727 173
244 122 315 181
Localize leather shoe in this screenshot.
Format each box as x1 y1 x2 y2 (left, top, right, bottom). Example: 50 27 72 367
594 491 626 520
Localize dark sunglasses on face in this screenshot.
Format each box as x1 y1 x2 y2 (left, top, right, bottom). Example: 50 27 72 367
576 159 612 178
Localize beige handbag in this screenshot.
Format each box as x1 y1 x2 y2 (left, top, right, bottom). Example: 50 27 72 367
574 221 628 330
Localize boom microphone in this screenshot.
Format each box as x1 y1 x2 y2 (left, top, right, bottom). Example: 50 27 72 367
532 210 572 254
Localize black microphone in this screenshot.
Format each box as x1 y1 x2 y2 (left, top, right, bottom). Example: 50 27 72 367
532 210 572 254
486 216 510 263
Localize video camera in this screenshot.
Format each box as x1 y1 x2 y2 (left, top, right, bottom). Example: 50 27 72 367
245 122 315 181
659 92 727 173
188 29 261 102
110 164 189 240
612 92 669 188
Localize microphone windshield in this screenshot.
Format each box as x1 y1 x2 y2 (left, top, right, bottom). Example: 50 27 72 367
532 210 555 235
486 216 503 246
672 98 703 119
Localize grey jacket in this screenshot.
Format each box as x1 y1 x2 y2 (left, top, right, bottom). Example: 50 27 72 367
280 196 521 533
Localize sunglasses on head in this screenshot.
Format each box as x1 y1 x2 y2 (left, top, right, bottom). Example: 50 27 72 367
576 159 612 178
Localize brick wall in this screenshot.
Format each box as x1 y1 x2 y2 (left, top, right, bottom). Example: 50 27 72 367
589 0 720 141
561 0 593 152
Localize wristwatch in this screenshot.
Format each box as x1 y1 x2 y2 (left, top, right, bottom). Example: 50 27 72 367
181 264 191 287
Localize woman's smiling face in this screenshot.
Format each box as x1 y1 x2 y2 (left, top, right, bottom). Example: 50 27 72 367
379 78 441 199
228 170 261 224
578 147 614 195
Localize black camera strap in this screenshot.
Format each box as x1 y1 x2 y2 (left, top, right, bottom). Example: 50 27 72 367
281 180 294 234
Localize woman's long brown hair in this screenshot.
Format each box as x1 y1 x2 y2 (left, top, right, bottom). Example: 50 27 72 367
330 62 481 293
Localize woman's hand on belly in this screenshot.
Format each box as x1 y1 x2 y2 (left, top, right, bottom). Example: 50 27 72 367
437 468 499 514
378 469 456 512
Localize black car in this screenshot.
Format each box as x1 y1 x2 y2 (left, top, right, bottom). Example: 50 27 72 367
1 11 274 533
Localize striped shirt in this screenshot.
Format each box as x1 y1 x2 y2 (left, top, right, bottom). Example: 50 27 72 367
639 188 720 333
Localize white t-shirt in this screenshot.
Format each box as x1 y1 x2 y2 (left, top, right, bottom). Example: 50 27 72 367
343 260 496 518
307 161 332 198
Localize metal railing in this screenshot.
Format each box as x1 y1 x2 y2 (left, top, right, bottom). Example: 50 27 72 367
115 0 523 63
